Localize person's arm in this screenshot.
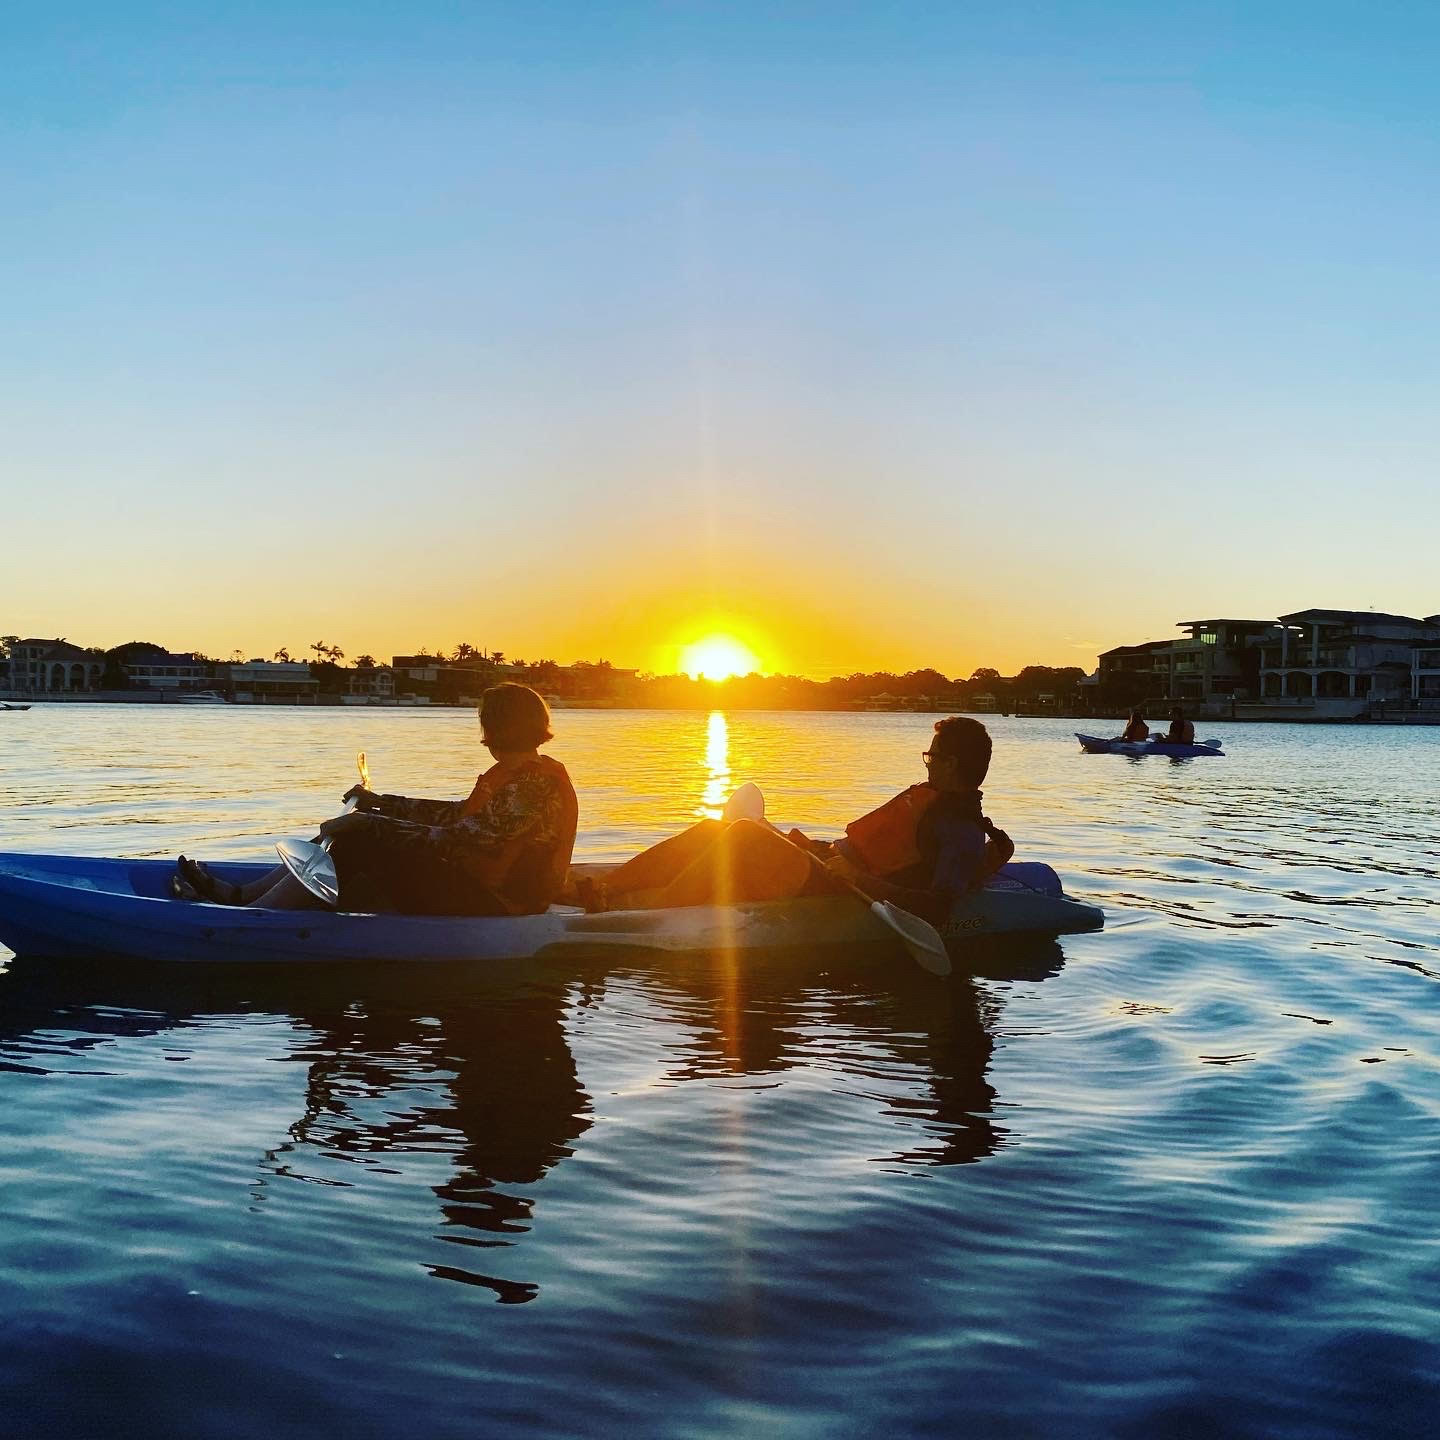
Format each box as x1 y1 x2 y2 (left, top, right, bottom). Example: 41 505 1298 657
980 819 1015 880
449 770 557 848
317 808 435 843
825 815 994 926
342 786 463 826
824 850 948 924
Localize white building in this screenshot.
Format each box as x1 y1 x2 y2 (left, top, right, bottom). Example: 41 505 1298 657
229 661 319 703
1 639 104 693
124 652 210 690
1257 610 1440 704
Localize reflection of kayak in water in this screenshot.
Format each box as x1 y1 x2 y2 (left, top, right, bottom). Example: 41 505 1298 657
1075 732 1224 758
0 852 1104 965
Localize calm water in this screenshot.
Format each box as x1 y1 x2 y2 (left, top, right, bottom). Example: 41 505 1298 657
1 706 1437 1438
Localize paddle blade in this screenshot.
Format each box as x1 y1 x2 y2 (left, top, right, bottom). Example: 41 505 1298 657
358 751 370 790
276 838 341 906
873 900 951 976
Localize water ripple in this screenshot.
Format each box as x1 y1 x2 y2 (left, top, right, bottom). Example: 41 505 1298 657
1 710 1439 1436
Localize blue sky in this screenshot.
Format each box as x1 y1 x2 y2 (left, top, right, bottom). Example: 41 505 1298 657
5 2 1439 674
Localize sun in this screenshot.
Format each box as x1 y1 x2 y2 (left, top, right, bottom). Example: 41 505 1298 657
679 634 762 681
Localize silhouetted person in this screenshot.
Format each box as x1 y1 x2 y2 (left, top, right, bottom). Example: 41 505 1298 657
1163 705 1195 745
1119 710 1149 742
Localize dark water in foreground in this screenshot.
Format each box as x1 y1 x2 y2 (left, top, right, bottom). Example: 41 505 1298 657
1 707 1437 1438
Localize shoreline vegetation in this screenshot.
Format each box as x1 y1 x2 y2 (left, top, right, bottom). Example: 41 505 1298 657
4 638 1434 722
3 636 1098 713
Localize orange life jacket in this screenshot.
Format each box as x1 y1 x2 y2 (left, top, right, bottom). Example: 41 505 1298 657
844 784 939 875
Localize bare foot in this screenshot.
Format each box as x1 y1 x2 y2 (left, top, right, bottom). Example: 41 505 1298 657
177 856 242 905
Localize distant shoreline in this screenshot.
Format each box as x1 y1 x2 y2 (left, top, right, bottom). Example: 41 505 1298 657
5 694 1437 725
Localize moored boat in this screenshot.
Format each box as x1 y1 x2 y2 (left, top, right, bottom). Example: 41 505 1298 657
1075 732 1224 758
0 853 1103 965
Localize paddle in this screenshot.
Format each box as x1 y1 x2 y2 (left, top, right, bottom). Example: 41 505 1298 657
275 751 368 906
737 785 951 977
833 873 952 976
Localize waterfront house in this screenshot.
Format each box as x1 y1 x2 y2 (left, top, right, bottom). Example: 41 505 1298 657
1412 627 1440 703
345 664 395 702
1168 619 1272 703
2 639 104 694
1094 639 1174 703
123 651 211 691
1256 610 1440 705
228 661 320 703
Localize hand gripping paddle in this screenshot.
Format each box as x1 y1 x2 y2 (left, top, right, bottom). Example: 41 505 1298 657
276 751 369 907
728 784 950 977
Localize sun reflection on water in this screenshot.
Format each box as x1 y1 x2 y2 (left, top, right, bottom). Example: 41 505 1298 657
698 711 731 820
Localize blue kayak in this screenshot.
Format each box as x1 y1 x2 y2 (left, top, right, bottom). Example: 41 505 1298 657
1076 732 1224 759
0 853 1103 965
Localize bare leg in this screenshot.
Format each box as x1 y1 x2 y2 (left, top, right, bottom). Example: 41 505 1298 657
603 820 725 893
244 872 325 909
179 856 296 905
618 819 823 909
234 864 292 903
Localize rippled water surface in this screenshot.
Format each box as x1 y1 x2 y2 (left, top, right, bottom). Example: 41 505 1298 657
1 707 1437 1438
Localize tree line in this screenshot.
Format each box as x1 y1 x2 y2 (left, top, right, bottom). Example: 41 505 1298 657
1 636 1092 707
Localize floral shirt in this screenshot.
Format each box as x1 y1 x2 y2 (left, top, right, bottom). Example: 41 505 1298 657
363 755 578 914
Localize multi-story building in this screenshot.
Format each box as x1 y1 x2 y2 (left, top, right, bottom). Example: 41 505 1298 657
1168 619 1271 702
1256 610 1440 703
1413 629 1440 702
1097 609 1440 718
123 652 211 690
1094 640 1174 702
344 665 395 702
1 639 104 693
228 661 320 703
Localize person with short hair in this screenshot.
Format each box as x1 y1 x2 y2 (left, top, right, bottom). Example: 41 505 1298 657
584 716 1013 926
175 683 577 915
816 715 1014 925
1162 705 1195 745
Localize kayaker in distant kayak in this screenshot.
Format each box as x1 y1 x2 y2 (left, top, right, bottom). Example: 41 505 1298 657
1119 710 1149 742
1162 706 1195 745
581 716 1013 926
174 684 577 915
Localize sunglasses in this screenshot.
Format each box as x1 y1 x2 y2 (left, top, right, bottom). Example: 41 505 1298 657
921 750 953 765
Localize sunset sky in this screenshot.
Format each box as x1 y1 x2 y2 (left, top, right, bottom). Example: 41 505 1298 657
7 3 1440 678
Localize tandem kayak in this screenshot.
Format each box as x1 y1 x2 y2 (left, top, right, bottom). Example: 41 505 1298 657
1075 733 1224 759
0 853 1103 965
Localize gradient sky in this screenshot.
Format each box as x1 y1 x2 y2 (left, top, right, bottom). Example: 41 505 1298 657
6 2 1440 677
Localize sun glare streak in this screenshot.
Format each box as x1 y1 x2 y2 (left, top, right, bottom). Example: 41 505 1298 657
699 710 731 820
695 710 744 1076
680 635 761 681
